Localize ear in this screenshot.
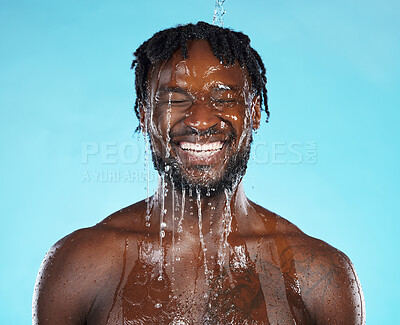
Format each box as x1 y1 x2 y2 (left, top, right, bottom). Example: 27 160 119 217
251 96 261 130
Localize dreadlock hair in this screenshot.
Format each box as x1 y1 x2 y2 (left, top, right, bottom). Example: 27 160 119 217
131 21 269 130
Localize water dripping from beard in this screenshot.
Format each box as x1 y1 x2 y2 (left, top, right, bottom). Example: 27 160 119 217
196 187 210 286
150 134 253 199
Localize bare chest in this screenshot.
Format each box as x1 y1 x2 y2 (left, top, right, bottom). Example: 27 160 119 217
90 237 313 324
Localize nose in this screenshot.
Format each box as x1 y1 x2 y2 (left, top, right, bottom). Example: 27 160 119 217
184 101 220 132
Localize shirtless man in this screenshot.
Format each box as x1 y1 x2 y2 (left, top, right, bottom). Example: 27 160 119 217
33 22 365 324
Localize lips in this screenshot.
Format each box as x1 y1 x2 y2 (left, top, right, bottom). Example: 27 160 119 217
174 140 226 165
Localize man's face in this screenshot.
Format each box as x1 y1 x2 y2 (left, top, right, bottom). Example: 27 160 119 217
143 40 261 195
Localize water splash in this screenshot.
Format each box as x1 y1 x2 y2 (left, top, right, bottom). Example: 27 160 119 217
105 238 128 324
158 173 166 280
236 71 253 152
144 105 152 227
158 93 173 281
165 93 172 158
196 188 209 285
171 181 176 288
217 189 233 274
212 0 226 27
177 187 185 233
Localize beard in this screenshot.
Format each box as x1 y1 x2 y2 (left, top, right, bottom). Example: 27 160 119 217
151 136 252 198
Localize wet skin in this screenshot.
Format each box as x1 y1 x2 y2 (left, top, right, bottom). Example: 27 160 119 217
33 41 365 324
145 40 260 191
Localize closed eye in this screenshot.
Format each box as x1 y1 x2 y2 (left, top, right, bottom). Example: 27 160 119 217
155 98 192 109
155 88 193 108
170 100 191 103
212 99 237 103
211 98 239 107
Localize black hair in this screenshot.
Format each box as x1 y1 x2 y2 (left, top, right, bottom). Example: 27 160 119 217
131 21 269 129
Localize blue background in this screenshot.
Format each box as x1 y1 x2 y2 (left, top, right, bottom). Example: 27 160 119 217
1 0 399 323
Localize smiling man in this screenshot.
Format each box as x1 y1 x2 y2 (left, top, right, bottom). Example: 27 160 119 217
33 22 365 324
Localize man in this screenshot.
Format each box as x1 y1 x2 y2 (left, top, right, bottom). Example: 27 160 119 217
33 22 365 324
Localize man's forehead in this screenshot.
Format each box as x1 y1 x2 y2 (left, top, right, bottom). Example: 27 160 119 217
148 40 251 92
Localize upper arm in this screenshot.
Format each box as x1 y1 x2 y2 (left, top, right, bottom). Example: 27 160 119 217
32 231 97 325
298 244 365 325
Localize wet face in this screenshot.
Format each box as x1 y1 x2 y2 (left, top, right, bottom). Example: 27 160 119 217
142 40 261 196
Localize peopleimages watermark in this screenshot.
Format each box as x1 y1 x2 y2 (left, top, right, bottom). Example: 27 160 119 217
80 140 317 182
81 141 150 183
81 169 154 183
82 141 142 164
253 141 317 165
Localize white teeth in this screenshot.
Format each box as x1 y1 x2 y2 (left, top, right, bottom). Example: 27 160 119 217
179 141 223 152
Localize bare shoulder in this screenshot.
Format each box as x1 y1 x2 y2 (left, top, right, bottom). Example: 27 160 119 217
249 202 365 324
35 198 148 288
98 198 148 231
33 200 147 325
287 234 365 325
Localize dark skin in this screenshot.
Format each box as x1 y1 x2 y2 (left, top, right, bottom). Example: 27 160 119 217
33 41 365 324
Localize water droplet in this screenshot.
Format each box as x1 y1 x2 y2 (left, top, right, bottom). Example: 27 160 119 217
160 230 165 238
155 302 162 308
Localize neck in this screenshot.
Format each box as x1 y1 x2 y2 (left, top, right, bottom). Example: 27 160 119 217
149 175 249 236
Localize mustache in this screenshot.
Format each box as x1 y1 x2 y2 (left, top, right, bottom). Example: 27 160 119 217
169 125 237 139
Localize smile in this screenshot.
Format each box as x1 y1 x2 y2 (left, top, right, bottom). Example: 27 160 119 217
180 141 223 153
176 141 226 163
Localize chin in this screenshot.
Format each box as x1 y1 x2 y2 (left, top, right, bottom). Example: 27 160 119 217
151 143 251 198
